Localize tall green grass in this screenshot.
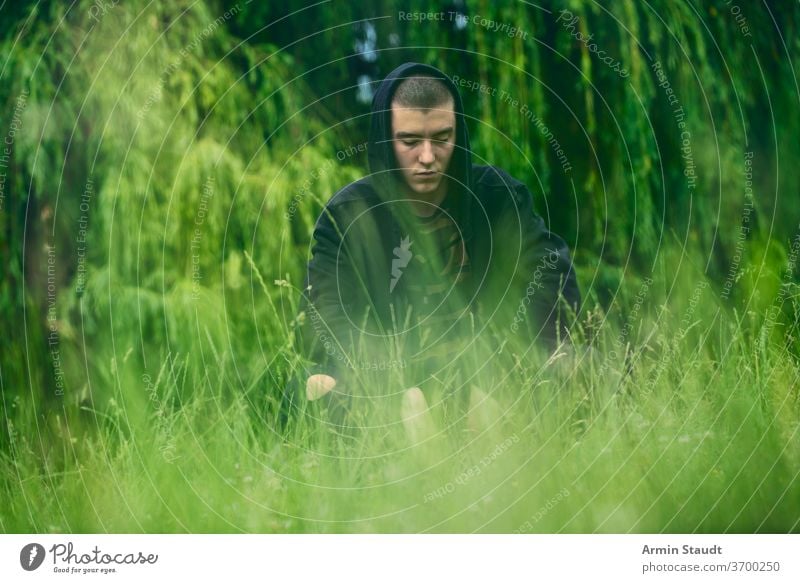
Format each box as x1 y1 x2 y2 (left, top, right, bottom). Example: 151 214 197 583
2 245 798 533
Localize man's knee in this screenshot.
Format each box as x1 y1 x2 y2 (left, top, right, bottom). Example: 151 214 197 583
401 387 428 416
306 373 337 401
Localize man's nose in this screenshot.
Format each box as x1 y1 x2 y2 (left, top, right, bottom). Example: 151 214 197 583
419 140 435 165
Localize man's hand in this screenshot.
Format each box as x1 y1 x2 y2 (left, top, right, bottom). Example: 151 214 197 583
306 373 353 432
306 374 337 401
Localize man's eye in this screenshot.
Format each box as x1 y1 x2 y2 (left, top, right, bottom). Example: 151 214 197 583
402 140 418 146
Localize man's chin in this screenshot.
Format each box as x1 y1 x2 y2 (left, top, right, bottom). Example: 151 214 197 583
409 181 442 196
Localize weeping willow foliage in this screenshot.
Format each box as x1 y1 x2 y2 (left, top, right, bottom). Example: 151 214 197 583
0 0 364 414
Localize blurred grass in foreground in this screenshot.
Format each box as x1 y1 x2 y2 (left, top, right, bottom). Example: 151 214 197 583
2 244 799 533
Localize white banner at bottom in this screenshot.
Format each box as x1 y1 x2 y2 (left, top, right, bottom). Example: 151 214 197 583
1 534 797 582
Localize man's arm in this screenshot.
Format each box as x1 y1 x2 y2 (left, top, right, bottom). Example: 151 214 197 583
506 182 581 352
294 203 359 381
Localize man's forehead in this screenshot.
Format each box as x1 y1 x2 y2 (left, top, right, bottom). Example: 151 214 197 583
391 103 456 134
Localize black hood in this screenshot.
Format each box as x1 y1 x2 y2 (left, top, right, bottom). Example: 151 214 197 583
367 62 474 243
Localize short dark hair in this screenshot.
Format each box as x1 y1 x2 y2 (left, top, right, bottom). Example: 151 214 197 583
391 75 453 110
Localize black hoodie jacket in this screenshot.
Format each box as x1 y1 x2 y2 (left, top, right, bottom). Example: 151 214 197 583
292 62 580 394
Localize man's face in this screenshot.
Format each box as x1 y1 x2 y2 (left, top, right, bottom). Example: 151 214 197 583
390 99 456 197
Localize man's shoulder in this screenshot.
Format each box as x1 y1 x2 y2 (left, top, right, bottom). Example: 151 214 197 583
324 176 378 209
312 176 384 233
471 164 527 191
471 164 532 212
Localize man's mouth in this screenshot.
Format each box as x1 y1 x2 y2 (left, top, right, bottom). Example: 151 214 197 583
415 170 437 177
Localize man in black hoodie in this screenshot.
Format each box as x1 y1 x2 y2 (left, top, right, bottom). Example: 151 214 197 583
288 62 580 436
